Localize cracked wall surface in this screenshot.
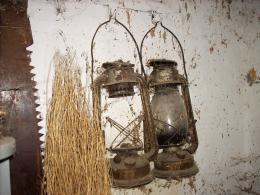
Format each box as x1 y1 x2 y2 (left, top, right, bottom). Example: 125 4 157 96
28 0 260 194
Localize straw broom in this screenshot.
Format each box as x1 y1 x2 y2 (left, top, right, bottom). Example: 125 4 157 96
43 51 111 195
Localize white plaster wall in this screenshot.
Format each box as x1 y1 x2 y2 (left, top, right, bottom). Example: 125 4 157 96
27 0 260 194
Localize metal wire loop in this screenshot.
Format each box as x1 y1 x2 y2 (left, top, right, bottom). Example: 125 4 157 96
140 21 189 81
90 13 146 85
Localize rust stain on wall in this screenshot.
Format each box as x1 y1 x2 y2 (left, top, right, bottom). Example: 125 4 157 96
137 185 153 195
187 176 197 193
246 67 260 86
118 0 125 7
194 108 201 119
187 13 191 21
55 0 66 15
126 10 131 28
209 46 214 54
184 2 188 12
191 57 197 69
234 30 242 42
221 39 228 48
150 28 155 37
231 154 260 167
162 30 167 43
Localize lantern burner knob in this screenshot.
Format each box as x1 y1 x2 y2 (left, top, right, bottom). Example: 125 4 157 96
114 155 122 163
176 150 186 159
124 157 136 167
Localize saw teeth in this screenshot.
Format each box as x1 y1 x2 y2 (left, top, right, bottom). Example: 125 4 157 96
26 50 32 55
26 26 46 167
36 118 42 123
35 111 41 116
39 140 44 146
30 80 37 87
29 61 44 161
1 5 44 192
30 73 36 77
28 66 34 71
28 64 35 70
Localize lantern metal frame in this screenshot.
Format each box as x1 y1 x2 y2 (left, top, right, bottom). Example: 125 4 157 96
90 15 158 188
140 21 199 179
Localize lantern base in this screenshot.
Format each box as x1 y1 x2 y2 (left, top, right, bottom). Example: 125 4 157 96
154 149 198 179
110 153 154 188
112 172 154 188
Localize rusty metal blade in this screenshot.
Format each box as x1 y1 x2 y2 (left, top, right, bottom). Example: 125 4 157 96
0 1 42 194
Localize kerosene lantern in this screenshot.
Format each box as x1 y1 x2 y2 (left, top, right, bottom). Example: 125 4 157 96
91 17 158 188
140 22 199 179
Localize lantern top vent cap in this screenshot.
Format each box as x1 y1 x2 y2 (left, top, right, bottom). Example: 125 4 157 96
102 60 134 69
147 59 177 67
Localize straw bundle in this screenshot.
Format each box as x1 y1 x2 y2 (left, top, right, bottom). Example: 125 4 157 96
43 51 111 195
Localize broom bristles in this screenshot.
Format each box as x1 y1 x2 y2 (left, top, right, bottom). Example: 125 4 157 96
43 50 111 195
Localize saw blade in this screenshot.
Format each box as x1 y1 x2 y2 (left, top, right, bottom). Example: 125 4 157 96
0 1 42 195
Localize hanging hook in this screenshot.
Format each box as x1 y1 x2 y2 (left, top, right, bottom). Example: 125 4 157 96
150 10 163 25
109 9 117 20
90 18 111 85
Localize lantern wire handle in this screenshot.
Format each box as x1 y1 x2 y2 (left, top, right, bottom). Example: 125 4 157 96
90 11 146 85
90 18 111 85
140 21 188 81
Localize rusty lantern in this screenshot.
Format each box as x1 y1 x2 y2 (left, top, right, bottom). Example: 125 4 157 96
91 17 158 188
92 60 157 188
140 22 199 179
